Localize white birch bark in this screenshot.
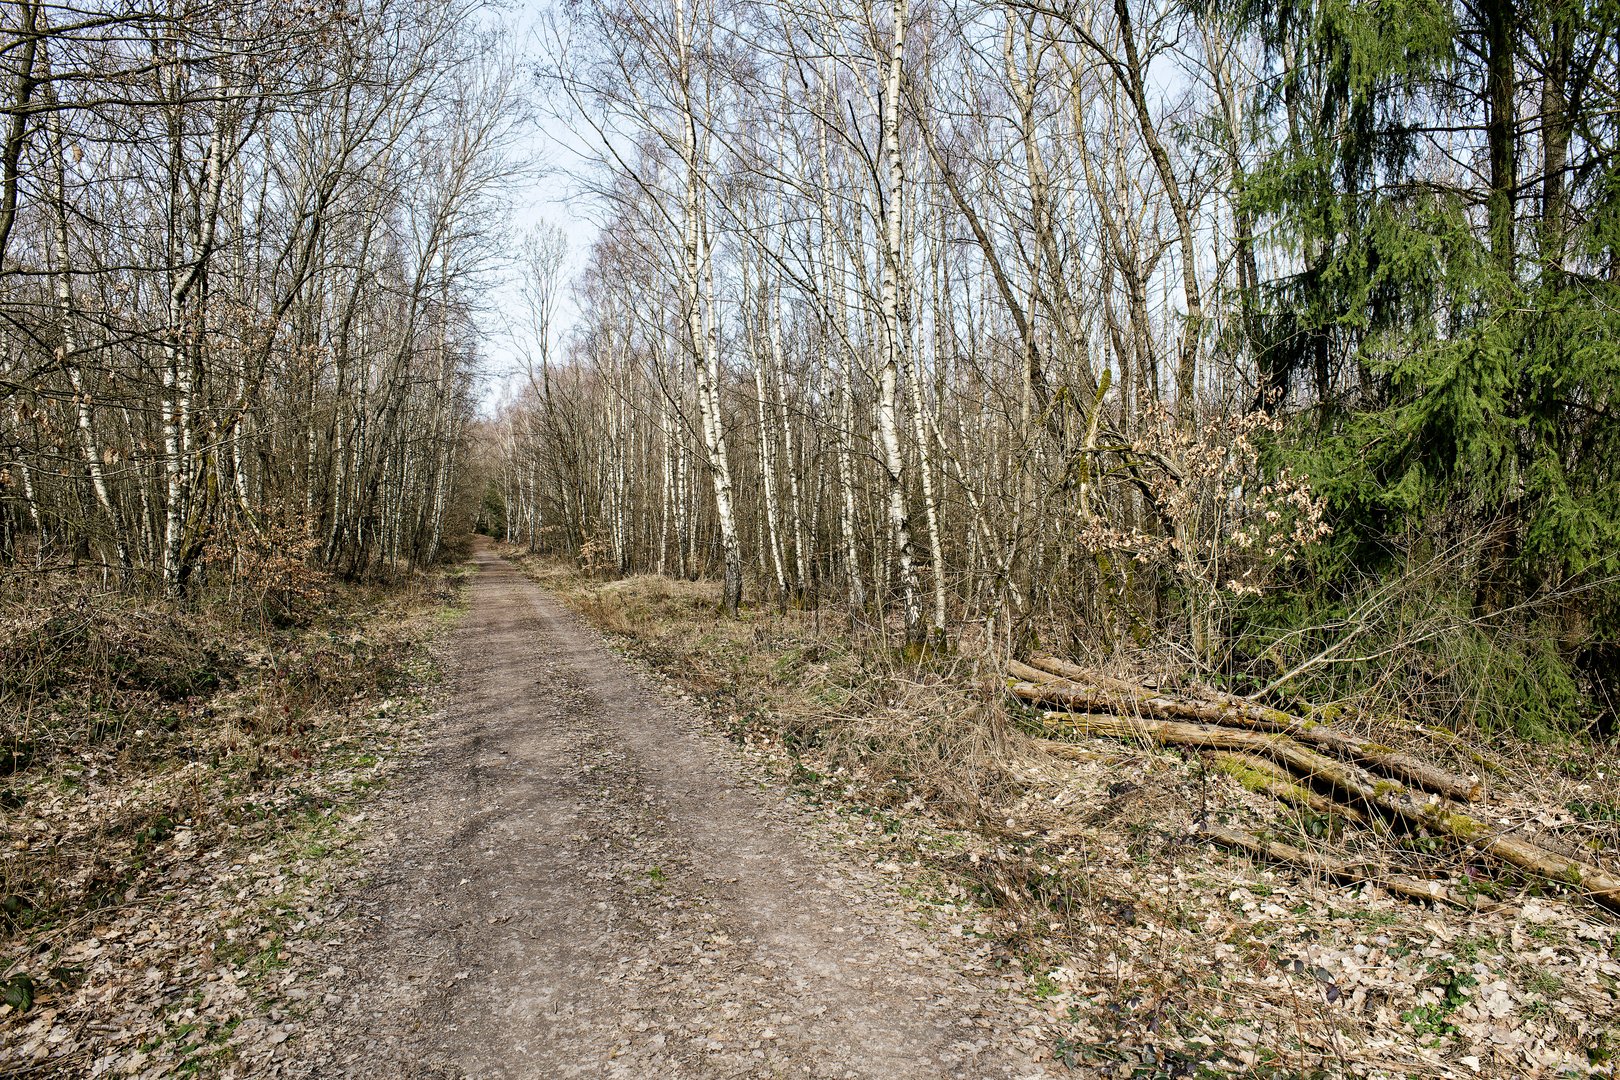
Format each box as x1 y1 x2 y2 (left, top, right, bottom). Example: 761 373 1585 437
675 0 743 614
161 65 228 597
875 0 923 647
45 78 128 571
768 290 810 596
753 316 789 600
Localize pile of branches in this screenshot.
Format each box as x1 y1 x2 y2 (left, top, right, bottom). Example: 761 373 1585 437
1007 657 1620 912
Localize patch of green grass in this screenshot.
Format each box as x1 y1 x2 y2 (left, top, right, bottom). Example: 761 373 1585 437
249 933 291 975
1453 933 1499 962
294 820 341 859
1526 970 1564 998
141 1011 242 1076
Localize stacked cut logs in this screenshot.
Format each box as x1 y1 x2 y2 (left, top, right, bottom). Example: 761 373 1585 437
1009 656 1620 911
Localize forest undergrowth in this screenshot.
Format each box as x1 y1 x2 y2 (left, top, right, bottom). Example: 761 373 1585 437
501 546 1620 1079
0 562 462 1077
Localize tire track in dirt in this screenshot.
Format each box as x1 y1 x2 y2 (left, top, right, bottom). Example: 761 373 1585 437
283 545 1060 1079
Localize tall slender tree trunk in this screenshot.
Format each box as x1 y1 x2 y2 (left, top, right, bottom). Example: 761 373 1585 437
875 0 923 648
161 68 227 598
768 291 810 598
45 65 128 572
676 0 743 615
1484 0 1517 274
1110 0 1201 426
1539 6 1571 269
753 306 789 601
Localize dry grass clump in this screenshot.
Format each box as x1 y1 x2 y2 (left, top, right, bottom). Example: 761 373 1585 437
2 569 455 772
2 582 237 769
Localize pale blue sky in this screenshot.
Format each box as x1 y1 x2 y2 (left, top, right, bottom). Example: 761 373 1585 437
475 0 599 411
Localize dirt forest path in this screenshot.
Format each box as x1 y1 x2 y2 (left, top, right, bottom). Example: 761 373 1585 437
285 544 1060 1079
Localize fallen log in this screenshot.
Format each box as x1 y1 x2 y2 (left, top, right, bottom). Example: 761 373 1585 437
1207 751 1368 826
1009 664 1481 802
1036 715 1620 911
1199 824 1479 909
1021 657 1147 696
1038 712 1391 801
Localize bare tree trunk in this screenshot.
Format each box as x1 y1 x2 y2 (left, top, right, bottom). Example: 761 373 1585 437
752 294 789 601
44 59 128 572
875 0 923 648
768 288 810 599
161 60 229 598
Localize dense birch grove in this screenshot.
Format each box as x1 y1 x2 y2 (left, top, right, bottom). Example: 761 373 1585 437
0 0 519 596
494 0 1620 727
